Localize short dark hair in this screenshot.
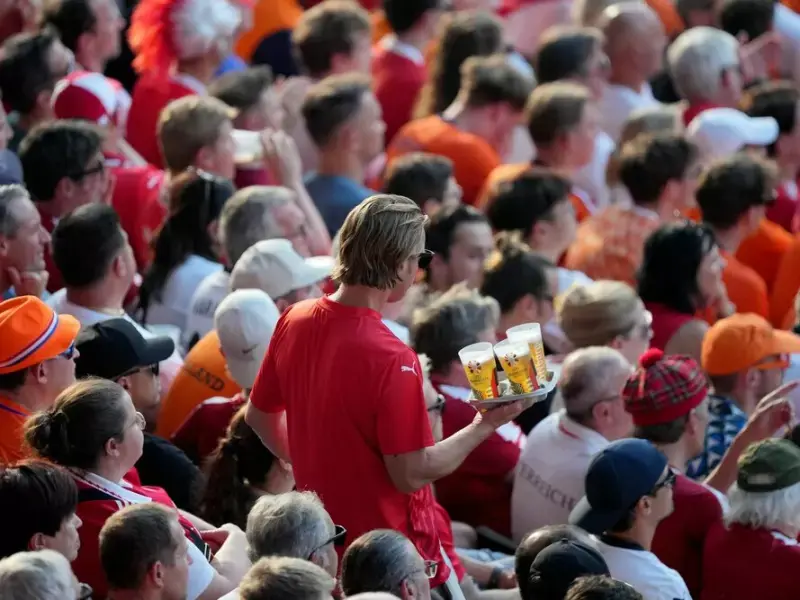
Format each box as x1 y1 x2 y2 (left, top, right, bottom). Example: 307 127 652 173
461 54 532 112
566 576 644 600
486 169 572 239
696 154 776 230
382 153 454 209
292 0 370 78
302 73 371 147
618 133 698 206
383 0 441 33
0 461 78 559
516 525 587 599
719 0 773 42
99 503 179 591
18 120 104 202
209 66 273 113
637 221 718 315
51 203 125 288
743 81 799 158
634 415 690 445
44 0 95 52
535 26 603 83
525 82 590 146
481 234 551 315
425 203 487 266
0 30 61 115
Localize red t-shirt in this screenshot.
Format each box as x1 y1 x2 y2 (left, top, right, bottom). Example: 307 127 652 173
651 472 723 598
645 302 695 351
372 44 427 145
109 162 167 271
127 74 199 167
768 180 799 233
701 523 800 600
250 296 450 587
172 393 246 463
432 382 520 538
70 471 211 598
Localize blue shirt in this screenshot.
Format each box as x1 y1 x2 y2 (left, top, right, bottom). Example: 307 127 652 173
304 174 373 236
215 54 247 77
686 394 747 479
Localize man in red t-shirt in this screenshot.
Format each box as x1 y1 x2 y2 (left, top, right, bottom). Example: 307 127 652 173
247 194 525 594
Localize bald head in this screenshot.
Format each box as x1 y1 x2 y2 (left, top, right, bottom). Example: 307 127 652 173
560 347 633 417
598 2 666 78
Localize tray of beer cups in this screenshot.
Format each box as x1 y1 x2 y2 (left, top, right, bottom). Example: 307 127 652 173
458 323 558 409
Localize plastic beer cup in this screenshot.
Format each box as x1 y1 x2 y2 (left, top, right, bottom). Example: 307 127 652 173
458 342 499 400
506 323 548 382
494 338 539 394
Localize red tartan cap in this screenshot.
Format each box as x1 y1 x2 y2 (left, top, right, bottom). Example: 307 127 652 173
623 349 710 426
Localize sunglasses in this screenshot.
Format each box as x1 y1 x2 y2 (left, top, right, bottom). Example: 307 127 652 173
651 470 677 494
417 250 435 270
60 343 77 360
427 394 446 414
77 583 93 600
118 363 160 379
307 525 347 559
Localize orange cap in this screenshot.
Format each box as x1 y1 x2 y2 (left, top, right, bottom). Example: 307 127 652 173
701 313 800 376
0 296 81 374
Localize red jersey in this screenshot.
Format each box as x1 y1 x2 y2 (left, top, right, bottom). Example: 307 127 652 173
127 73 202 167
432 382 520 538
768 180 799 233
433 500 467 582
172 393 246 463
701 523 800 600
651 472 723 598
372 41 427 145
70 470 213 599
250 296 450 586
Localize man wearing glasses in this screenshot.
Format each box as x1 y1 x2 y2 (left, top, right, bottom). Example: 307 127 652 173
569 438 690 600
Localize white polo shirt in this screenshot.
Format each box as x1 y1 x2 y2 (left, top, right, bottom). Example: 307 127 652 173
595 536 691 600
511 410 609 542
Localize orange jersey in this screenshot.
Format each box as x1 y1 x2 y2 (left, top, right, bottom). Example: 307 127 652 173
770 236 800 327
735 219 793 293
721 250 769 318
387 115 500 207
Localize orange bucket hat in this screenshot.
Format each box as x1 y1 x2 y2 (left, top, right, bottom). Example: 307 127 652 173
0 296 81 374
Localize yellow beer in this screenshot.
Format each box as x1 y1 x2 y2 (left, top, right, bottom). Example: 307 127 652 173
494 339 539 394
458 342 499 400
507 323 548 382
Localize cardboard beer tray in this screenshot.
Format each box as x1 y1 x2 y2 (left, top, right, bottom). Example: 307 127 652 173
469 371 558 408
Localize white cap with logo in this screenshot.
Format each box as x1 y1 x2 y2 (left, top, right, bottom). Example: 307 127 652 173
687 107 779 163
230 239 334 299
214 289 281 389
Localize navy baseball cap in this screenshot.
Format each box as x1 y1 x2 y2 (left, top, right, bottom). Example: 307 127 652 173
569 438 668 535
528 539 610 600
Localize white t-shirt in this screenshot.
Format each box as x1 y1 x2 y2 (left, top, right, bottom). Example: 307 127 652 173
47 290 184 396
573 131 615 210
144 255 223 332
183 269 231 353
595 537 691 600
597 83 660 142
511 410 609 541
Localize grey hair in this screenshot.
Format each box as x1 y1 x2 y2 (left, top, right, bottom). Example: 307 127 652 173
239 556 335 600
341 530 421 597
0 550 75 600
727 481 800 531
219 186 296 265
245 491 332 562
667 27 739 103
0 185 31 238
411 283 501 374
560 346 633 417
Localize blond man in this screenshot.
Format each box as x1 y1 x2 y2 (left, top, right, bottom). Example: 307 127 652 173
246 194 524 599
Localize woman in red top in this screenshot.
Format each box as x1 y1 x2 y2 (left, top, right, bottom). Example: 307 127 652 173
638 222 731 362
24 378 249 600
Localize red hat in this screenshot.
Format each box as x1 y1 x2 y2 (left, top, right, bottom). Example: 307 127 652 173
623 349 709 427
52 71 131 131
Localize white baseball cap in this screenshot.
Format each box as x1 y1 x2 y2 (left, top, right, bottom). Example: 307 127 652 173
687 107 779 163
214 289 281 389
230 239 334 299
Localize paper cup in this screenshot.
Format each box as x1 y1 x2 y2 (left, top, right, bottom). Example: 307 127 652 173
232 129 263 165
494 338 539 394
506 323 548 382
458 342 499 400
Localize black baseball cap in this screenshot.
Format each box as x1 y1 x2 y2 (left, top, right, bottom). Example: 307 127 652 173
528 539 610 600
569 438 668 535
75 318 174 380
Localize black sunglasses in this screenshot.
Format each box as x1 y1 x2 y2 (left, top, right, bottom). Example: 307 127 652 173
427 393 446 414
78 583 93 600
117 363 160 380
417 250 435 270
307 525 347 559
651 470 677 495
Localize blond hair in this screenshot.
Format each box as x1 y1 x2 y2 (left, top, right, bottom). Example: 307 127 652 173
333 194 426 290
158 96 236 174
557 280 642 347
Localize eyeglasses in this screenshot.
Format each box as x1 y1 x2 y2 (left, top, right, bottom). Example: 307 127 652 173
307 525 347 559
417 250 435 270
651 470 677 495
68 160 106 181
427 394 446 414
60 343 77 360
